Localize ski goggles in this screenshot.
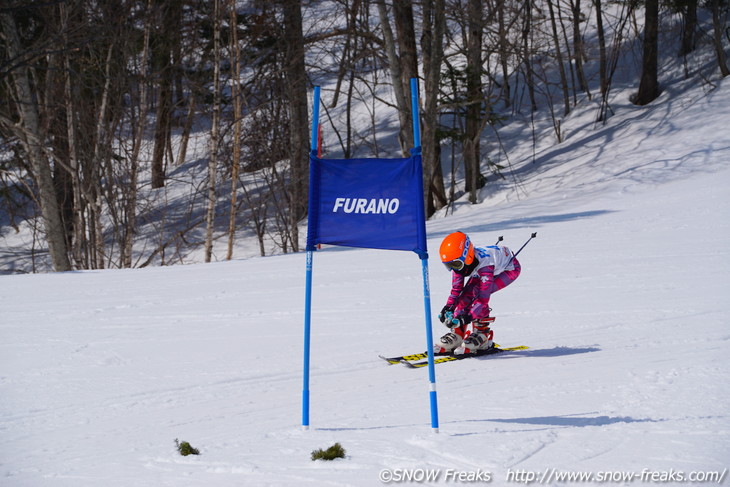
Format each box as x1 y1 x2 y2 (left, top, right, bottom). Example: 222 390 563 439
443 258 466 271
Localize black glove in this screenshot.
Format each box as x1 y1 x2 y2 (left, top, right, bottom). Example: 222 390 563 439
448 313 472 329
438 305 455 323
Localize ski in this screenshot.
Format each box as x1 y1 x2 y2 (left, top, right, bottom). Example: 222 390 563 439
379 345 529 368
402 345 529 368
379 352 434 364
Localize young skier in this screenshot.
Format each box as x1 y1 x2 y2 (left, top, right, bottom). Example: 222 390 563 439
436 231 521 354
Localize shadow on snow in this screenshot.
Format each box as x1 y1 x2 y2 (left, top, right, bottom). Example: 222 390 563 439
479 413 662 428
493 346 602 359
429 210 617 240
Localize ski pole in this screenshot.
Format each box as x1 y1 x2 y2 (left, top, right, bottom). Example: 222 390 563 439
508 232 537 265
494 236 503 245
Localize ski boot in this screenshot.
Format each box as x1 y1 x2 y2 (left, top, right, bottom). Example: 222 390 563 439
434 325 468 354
455 317 495 355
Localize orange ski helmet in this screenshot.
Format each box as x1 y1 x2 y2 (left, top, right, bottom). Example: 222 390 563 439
439 231 474 271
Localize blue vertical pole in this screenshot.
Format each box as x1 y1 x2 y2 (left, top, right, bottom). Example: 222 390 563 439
410 79 422 149
302 249 313 430
302 86 321 430
310 86 320 157
421 259 439 432
411 78 439 433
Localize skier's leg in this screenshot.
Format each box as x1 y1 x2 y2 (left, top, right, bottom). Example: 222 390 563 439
435 324 468 353
458 260 521 354
458 319 495 353
489 258 521 294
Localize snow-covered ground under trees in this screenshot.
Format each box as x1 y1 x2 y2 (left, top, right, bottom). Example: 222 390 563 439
2 75 730 487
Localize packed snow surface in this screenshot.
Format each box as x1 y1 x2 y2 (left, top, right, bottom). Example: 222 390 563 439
2 81 729 485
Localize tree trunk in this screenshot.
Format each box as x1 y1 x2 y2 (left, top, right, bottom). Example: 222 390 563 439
330 0 360 111
634 0 660 105
376 0 413 155
176 95 196 167
151 82 171 189
150 0 180 189
122 0 154 268
497 0 512 106
62 49 85 267
205 0 222 262
710 0 729 77
1 12 71 271
464 0 483 204
546 0 571 115
421 0 447 216
151 76 171 189
570 0 590 97
342 1 361 158
393 0 419 91
596 0 636 122
594 0 608 99
90 42 116 269
679 0 698 57
282 0 309 253
227 0 241 261
522 0 537 111
393 0 419 152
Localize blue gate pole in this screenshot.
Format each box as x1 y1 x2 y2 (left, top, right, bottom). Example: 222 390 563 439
302 249 313 430
411 78 439 433
302 86 321 430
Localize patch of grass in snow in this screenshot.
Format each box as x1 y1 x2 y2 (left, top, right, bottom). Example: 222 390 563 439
311 442 346 461
175 439 200 456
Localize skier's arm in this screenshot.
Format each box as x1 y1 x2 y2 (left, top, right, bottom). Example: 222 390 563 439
444 272 465 307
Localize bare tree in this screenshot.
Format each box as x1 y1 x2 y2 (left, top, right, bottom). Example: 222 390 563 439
281 0 310 252
61 14 86 268
393 0 419 154
227 0 242 260
464 0 484 203
121 0 155 268
421 0 448 216
546 0 571 115
328 0 361 158
204 0 222 262
1 10 71 271
88 39 117 269
376 0 416 156
594 0 608 98
677 0 698 57
150 0 181 189
595 0 636 122
495 0 512 106
521 0 538 112
710 0 729 77
569 0 590 97
634 0 660 105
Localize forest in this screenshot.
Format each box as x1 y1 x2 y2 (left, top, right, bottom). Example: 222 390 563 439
1 0 728 272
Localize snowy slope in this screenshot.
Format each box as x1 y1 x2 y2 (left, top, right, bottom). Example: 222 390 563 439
2 81 730 486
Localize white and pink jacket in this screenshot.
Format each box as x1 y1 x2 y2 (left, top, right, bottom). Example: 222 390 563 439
445 245 521 321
